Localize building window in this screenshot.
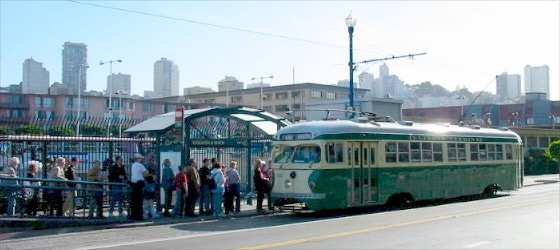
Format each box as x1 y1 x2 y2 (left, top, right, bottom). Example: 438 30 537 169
325 92 336 99
129 102 136 111
263 106 273 112
204 99 215 104
276 105 289 112
291 103 301 110
526 136 537 148
539 137 549 148
231 96 243 103
263 93 272 101
44 97 54 107
8 96 23 104
67 97 74 107
142 103 154 112
310 91 322 99
292 91 300 98
275 92 288 100
526 118 534 125
35 97 42 107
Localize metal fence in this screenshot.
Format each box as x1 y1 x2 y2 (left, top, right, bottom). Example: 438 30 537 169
0 176 129 217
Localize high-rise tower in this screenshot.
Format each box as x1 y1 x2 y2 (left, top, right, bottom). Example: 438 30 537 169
524 65 550 100
496 72 521 100
62 42 87 94
153 58 179 98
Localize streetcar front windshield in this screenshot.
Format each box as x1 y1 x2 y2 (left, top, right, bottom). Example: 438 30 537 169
292 146 321 163
274 146 294 163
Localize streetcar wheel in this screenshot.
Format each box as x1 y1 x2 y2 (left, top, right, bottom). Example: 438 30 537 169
386 193 413 209
483 184 500 198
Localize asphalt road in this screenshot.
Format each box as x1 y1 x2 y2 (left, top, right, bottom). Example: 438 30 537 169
2 176 558 250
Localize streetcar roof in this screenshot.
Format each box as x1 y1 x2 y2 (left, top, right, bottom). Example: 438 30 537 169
274 120 521 142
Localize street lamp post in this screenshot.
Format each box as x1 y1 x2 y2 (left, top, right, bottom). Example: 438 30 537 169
100 59 122 137
116 90 128 138
345 12 357 112
251 75 273 110
72 63 89 136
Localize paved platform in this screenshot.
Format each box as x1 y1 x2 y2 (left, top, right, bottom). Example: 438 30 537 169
0 174 558 240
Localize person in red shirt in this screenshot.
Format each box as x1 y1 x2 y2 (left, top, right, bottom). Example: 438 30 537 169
173 165 188 217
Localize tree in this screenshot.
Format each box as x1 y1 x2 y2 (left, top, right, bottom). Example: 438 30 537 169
48 126 74 136
81 125 106 136
549 140 560 162
15 125 44 135
0 126 13 135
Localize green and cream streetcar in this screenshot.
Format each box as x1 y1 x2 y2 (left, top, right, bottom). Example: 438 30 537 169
270 117 523 210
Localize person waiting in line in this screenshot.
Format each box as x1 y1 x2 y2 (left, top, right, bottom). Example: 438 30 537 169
87 160 105 218
253 159 270 214
198 158 212 215
160 158 175 217
63 156 79 216
143 175 157 220
108 155 127 217
225 160 241 215
47 157 67 216
0 157 20 216
263 160 274 211
23 162 40 216
173 165 188 217
185 159 200 217
210 161 226 218
129 153 149 221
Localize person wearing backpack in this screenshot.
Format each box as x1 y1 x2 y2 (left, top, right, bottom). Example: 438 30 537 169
173 165 188 217
210 162 226 218
160 159 175 217
198 158 212 215
143 175 157 220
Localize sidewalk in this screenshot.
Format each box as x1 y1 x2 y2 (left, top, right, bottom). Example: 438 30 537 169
1 174 558 240
0 196 270 240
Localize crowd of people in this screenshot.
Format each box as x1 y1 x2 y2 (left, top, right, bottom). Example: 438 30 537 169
1 153 275 221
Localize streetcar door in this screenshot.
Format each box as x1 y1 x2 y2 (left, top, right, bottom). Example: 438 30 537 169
362 142 378 203
348 141 362 205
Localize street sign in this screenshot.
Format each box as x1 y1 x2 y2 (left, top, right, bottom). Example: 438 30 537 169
175 107 183 128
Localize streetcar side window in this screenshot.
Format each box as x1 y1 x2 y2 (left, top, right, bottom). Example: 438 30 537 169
370 147 376 165
348 148 352 165
470 144 479 161
398 142 409 162
274 146 294 163
292 146 321 163
505 144 513 160
411 142 421 162
448 143 458 162
385 142 397 163
479 144 487 161
496 144 504 160
487 144 496 161
325 143 344 164
422 142 433 162
433 143 443 162
457 143 466 161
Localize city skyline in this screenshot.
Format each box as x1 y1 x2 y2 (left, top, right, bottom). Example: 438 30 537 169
1 1 558 100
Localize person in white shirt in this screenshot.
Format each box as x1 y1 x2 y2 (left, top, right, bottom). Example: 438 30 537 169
0 157 20 216
130 153 149 221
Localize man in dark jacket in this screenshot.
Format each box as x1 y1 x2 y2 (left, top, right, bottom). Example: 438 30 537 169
198 158 212 215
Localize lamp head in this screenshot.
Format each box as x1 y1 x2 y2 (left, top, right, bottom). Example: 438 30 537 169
345 12 357 28
99 61 104 65
117 59 122 63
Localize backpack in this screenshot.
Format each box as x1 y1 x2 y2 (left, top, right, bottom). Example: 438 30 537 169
208 173 217 190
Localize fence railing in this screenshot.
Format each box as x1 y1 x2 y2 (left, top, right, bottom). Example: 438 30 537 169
0 176 129 218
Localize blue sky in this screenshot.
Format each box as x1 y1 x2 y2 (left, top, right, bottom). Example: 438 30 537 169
1 1 558 100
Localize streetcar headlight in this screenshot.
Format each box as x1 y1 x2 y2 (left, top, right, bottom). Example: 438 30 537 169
285 179 292 188
308 182 316 189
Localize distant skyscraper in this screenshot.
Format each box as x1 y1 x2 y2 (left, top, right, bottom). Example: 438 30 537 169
154 58 179 97
107 73 131 96
62 42 87 93
218 76 244 91
524 65 550 100
379 63 390 78
22 58 50 94
496 72 521 100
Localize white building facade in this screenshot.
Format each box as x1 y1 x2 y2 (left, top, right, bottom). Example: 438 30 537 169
496 72 521 100
62 42 87 94
22 58 50 94
524 65 550 100
106 73 131 96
